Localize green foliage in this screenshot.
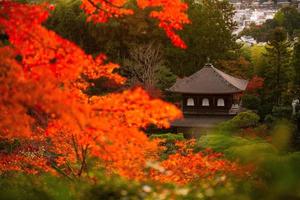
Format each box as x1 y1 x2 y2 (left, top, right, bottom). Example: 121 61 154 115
156 65 177 90
150 133 185 159
220 111 260 131
274 6 300 36
197 134 255 152
197 133 277 163
2 129 300 200
0 172 255 200
272 106 293 119
292 42 300 94
245 44 268 76
0 174 81 200
84 176 147 200
46 0 166 61
242 94 261 110
226 142 277 163
46 0 98 54
239 10 298 114
216 112 260 134
196 119 300 199
258 152 300 199
239 20 278 42
240 6 300 42
264 114 276 126
150 133 185 143
271 120 295 151
164 0 238 76
264 27 292 105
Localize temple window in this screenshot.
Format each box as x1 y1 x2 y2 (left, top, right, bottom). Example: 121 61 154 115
187 98 195 106
202 98 210 106
217 98 225 107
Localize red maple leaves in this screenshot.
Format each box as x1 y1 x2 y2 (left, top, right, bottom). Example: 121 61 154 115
149 141 250 184
81 0 190 48
0 1 250 184
0 1 182 177
246 75 264 92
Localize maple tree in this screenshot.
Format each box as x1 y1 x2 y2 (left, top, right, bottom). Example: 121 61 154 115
0 0 248 184
246 75 264 92
81 0 190 48
0 1 182 177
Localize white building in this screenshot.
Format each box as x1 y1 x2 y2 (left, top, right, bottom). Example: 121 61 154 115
232 8 276 34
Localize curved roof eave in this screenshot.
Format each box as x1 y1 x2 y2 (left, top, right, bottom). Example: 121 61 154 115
167 64 249 94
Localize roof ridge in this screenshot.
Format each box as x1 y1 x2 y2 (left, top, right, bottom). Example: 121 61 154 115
210 66 241 91
167 64 248 94
211 66 248 91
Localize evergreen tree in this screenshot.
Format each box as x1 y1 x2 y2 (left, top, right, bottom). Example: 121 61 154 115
164 0 238 76
264 27 292 105
293 42 300 96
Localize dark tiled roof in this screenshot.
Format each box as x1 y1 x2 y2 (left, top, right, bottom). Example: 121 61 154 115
168 64 248 94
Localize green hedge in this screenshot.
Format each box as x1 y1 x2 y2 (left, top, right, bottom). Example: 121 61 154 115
242 94 261 110
217 111 260 132
149 133 184 142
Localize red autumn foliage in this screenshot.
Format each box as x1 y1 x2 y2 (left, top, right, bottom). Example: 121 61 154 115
0 1 181 177
0 1 250 184
150 140 252 184
246 75 264 92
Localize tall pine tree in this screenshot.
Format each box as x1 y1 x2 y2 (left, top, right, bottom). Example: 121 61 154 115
293 42 300 96
265 27 291 105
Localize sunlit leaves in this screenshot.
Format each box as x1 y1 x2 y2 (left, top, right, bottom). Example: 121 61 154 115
0 1 249 185
81 0 190 48
0 1 182 178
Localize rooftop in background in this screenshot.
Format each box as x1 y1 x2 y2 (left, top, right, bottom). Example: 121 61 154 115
168 64 248 94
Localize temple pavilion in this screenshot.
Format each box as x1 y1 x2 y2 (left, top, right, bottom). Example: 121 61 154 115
168 63 249 116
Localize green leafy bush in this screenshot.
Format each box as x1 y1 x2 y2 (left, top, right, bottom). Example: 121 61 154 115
231 111 260 128
149 133 184 143
197 129 300 199
84 176 146 200
242 94 261 110
272 106 292 119
197 134 276 161
0 174 80 200
218 111 260 132
264 114 276 126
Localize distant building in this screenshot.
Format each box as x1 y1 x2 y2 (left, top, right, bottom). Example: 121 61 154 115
239 36 257 45
232 8 276 34
277 0 291 7
260 1 274 9
167 64 248 136
168 63 248 116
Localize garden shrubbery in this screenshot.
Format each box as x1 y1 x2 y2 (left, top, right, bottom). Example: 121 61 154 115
150 133 185 159
272 106 293 119
242 94 261 110
196 124 300 199
218 111 260 132
231 111 260 128
1 125 300 200
0 171 255 200
149 133 185 143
